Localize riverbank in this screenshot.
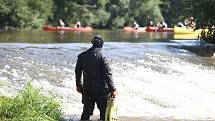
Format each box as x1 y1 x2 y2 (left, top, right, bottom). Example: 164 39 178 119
61 114 215 121
0 82 62 121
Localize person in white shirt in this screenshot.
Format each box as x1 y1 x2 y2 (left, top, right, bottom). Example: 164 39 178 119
132 21 139 29
75 21 82 28
58 19 65 27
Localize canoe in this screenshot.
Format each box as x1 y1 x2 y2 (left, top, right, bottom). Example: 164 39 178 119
174 34 199 39
123 27 146 32
174 26 202 34
174 28 209 39
43 26 93 32
145 27 174 32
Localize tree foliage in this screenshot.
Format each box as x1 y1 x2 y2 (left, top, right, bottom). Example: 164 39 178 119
0 0 214 30
160 0 215 43
160 0 215 28
0 0 53 29
0 0 163 29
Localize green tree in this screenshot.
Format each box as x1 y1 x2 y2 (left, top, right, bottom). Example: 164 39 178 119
27 0 53 28
160 0 215 42
0 0 166 29
106 0 163 28
160 0 215 27
129 0 163 26
190 0 215 27
0 0 53 29
52 0 110 28
105 0 130 28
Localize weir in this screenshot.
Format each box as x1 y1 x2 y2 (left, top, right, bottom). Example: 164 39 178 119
1 40 215 120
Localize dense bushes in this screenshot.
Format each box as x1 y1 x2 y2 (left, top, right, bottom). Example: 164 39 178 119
160 0 215 28
0 0 214 32
0 0 53 29
0 83 62 121
200 28 215 44
0 0 163 29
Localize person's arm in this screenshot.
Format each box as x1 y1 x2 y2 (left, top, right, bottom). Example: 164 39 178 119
164 23 168 28
75 55 83 93
101 57 116 94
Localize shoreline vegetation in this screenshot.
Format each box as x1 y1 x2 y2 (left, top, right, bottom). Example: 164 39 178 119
62 114 215 121
0 82 62 121
0 0 214 29
200 28 215 44
0 0 214 44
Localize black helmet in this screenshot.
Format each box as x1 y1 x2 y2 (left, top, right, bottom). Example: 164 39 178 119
91 35 104 48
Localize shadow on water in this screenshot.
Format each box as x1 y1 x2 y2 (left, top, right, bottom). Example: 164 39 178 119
169 40 215 57
180 44 215 57
0 30 174 43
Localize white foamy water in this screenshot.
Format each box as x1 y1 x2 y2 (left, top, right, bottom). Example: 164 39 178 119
0 42 215 120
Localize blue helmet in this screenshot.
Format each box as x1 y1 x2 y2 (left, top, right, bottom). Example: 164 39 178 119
91 35 104 47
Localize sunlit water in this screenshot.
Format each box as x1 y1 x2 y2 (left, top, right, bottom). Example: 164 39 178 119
0 30 215 120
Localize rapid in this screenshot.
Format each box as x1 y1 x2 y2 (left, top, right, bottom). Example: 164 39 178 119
0 31 215 120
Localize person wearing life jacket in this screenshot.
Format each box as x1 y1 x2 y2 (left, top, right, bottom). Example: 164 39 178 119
186 17 196 29
177 18 189 28
157 20 168 29
74 21 82 28
148 21 154 27
177 22 185 27
75 35 117 121
132 21 139 29
58 19 65 27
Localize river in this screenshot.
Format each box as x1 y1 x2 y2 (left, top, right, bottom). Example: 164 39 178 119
0 30 215 120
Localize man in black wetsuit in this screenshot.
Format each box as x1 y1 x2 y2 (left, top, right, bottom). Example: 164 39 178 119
75 35 117 121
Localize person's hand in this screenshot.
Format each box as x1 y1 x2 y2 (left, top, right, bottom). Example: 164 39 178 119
76 85 82 93
111 90 117 98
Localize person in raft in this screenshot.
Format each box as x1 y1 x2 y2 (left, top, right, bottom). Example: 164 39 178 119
148 21 154 27
157 20 168 29
75 35 117 121
132 21 139 29
58 19 65 27
186 17 196 29
74 21 82 28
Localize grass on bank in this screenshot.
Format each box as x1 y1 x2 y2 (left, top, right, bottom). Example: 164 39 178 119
0 83 62 121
